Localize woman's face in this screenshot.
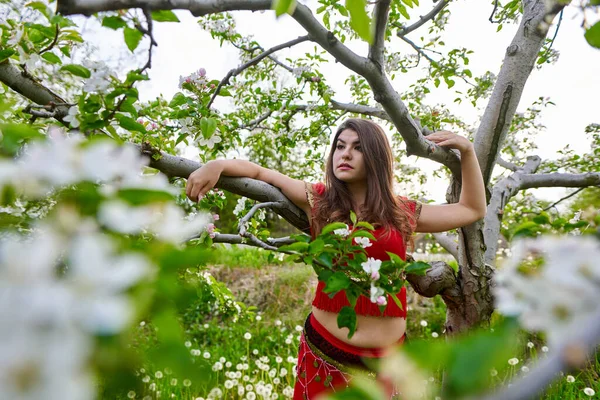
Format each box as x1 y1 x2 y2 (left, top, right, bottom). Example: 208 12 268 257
332 129 367 183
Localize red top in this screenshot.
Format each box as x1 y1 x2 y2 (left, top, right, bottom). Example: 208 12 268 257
309 182 420 318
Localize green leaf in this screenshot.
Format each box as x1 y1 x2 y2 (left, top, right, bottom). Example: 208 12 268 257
0 49 15 63
512 221 540 238
443 318 520 397
124 26 143 52
344 285 361 308
390 293 404 311
532 213 550 225
26 1 50 17
321 222 349 235
350 210 357 225
349 230 376 241
584 21 600 48
60 64 91 78
278 241 309 252
405 261 431 276
102 16 127 30
169 92 187 107
117 188 175 205
323 271 351 294
398 4 410 19
386 251 405 266
199 118 217 139
309 239 325 254
272 0 297 17
317 252 334 268
0 123 44 156
345 0 373 43
41 52 61 64
116 115 146 133
337 306 357 339
317 269 333 282
151 10 180 22
356 221 375 230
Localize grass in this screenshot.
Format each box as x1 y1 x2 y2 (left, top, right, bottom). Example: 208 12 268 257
119 247 600 400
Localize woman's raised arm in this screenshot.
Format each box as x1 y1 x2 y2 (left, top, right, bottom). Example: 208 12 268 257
185 159 311 215
415 131 487 233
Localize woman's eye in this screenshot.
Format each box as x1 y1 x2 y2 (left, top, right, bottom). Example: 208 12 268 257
336 144 344 150
355 146 361 151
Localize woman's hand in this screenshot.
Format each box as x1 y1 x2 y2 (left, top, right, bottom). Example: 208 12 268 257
185 160 223 202
426 130 474 154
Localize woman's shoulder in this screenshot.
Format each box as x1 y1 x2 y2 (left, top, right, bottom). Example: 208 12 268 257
397 195 423 219
312 182 326 195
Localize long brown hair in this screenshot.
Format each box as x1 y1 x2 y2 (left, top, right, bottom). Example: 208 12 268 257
312 119 416 247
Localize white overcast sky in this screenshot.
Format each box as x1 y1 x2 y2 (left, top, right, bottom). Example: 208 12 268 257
80 0 599 204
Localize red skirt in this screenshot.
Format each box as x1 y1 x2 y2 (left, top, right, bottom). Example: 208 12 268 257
293 313 405 399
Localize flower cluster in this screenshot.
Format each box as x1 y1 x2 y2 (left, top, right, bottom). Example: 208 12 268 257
494 236 600 347
363 256 386 306
292 65 309 78
178 68 209 90
82 59 112 94
0 128 217 398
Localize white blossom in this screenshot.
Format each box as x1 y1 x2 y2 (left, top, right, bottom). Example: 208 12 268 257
63 106 80 128
354 236 372 248
369 284 384 304
197 133 222 150
494 236 600 347
333 224 350 237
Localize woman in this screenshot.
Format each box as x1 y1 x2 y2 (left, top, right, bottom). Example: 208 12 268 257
186 119 486 399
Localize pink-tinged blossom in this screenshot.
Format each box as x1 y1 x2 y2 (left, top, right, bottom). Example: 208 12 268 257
361 257 381 277
198 68 207 77
212 214 220 221
376 296 387 306
206 223 216 238
369 284 384 303
371 271 380 281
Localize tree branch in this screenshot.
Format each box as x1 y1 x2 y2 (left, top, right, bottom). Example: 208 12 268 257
489 0 500 23
406 261 459 298
57 0 463 176
519 172 600 190
497 157 519 172
397 0 450 37
330 100 391 120
57 0 272 16
431 233 459 260
207 35 310 109
212 234 296 247
0 61 69 120
542 187 585 212
399 35 437 64
483 155 542 265
369 0 391 70
474 0 567 187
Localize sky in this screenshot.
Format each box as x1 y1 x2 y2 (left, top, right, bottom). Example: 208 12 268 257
79 0 600 205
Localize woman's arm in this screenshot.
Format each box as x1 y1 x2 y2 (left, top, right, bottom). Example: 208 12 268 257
415 131 487 233
185 159 311 215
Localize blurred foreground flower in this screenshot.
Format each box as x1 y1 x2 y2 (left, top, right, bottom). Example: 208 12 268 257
494 236 600 348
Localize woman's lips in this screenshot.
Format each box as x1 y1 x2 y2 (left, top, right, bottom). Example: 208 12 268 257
338 165 353 170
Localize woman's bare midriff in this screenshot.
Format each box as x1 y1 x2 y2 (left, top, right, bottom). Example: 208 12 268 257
312 307 406 348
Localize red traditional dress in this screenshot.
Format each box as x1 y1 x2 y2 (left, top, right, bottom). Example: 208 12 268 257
293 183 422 399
